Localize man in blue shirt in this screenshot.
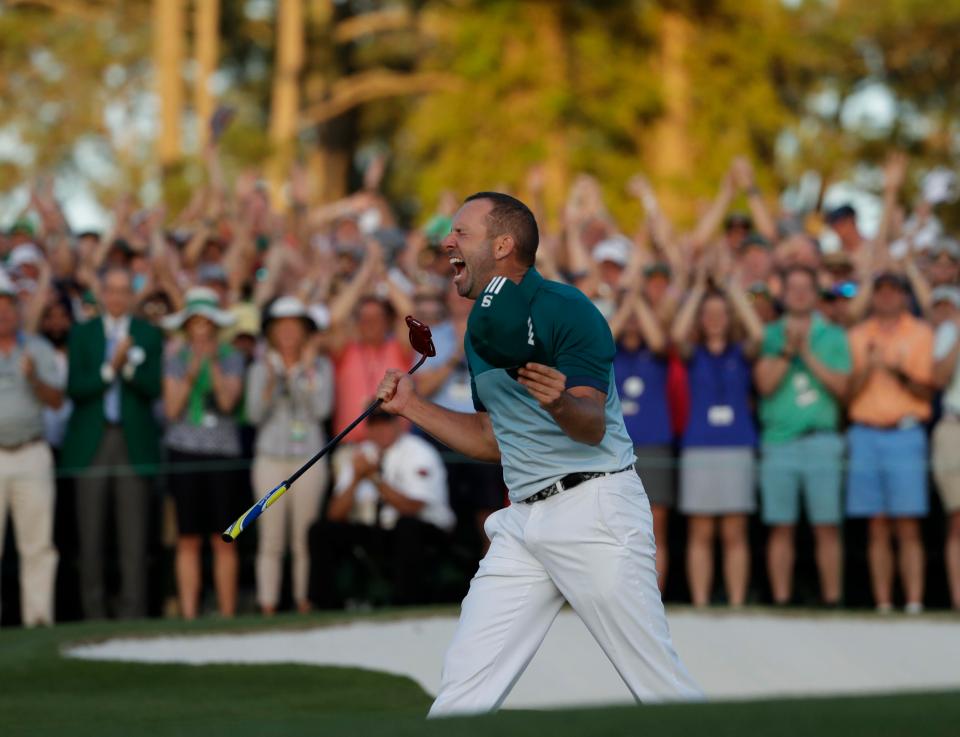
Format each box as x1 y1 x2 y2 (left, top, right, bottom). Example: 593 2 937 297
377 192 701 716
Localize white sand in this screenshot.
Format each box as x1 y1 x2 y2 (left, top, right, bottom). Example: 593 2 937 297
65 610 960 709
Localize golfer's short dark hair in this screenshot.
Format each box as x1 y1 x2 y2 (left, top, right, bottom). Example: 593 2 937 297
465 192 539 266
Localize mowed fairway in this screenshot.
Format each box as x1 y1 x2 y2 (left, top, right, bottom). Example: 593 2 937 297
2 610 958 737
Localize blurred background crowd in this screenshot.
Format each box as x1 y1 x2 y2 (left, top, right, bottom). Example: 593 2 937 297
2 0 960 627
2 145 959 626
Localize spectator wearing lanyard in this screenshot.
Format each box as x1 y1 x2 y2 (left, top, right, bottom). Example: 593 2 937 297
610 285 673 591
754 266 851 607
847 272 934 613
930 286 960 610
0 275 64 626
671 266 763 606
246 297 333 615
161 287 244 619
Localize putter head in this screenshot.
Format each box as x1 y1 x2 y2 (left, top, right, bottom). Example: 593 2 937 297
405 315 436 357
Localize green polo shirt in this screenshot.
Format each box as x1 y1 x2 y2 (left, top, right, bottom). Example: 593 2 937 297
759 314 851 444
466 268 636 502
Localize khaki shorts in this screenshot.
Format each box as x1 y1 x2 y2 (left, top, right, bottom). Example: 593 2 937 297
933 417 960 513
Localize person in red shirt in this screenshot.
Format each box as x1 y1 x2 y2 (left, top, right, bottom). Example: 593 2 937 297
332 296 411 442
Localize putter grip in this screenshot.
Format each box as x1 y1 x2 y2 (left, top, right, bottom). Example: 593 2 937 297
221 482 288 542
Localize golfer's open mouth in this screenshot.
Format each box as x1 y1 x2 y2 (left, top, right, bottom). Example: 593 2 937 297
449 256 466 283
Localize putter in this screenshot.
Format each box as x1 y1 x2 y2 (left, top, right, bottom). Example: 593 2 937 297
222 316 436 543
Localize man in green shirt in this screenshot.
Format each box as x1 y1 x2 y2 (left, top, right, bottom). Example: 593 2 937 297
755 266 852 606
377 192 700 716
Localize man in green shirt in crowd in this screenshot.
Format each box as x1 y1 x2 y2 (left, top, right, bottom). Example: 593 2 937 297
755 266 852 607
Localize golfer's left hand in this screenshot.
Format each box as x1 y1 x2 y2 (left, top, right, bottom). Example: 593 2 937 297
517 363 566 411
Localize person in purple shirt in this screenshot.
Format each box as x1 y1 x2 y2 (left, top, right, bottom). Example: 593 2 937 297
610 287 674 589
671 265 764 607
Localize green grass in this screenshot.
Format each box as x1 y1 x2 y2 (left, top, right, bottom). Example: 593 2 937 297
1 609 957 737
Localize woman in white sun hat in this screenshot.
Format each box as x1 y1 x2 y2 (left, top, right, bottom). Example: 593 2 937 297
161 286 245 619
246 296 334 615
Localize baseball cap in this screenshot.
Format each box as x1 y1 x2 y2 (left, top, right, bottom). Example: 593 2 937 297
931 285 960 309
467 275 537 370
822 251 854 271
930 237 960 260
873 271 907 291
263 295 317 332
7 218 35 237
724 212 752 231
643 261 672 279
592 235 632 267
423 215 452 247
8 242 44 269
223 301 262 341
825 204 857 225
740 233 772 251
747 281 772 299
197 263 229 284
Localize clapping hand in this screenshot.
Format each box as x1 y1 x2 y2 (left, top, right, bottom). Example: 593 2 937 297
111 336 133 371
353 451 379 479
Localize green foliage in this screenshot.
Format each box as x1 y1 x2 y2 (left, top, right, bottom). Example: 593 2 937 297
2 0 960 227
0 2 152 194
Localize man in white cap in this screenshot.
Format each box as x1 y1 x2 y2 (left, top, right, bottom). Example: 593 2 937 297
0 271 64 626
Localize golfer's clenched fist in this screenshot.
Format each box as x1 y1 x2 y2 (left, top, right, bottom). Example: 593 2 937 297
377 369 415 414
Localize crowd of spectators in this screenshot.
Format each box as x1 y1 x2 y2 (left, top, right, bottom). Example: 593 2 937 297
1 147 959 627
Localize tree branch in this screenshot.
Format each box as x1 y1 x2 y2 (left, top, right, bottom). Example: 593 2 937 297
332 7 412 44
301 70 460 128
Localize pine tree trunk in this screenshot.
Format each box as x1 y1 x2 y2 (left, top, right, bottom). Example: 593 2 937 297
153 0 185 169
267 0 305 210
194 0 219 150
648 10 693 222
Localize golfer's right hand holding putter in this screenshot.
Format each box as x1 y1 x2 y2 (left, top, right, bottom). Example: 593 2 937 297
377 370 415 414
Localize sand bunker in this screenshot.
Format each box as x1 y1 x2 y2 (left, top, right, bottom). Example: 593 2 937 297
65 610 960 709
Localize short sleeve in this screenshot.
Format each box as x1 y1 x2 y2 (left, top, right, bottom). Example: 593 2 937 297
464 334 487 412
395 442 446 504
469 368 486 412
935 322 959 360
220 349 245 377
761 323 784 357
821 327 852 372
548 296 614 392
30 338 65 389
164 352 187 379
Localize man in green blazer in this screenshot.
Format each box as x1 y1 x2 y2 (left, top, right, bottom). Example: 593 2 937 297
62 266 163 619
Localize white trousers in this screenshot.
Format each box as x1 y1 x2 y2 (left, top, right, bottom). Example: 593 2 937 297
429 469 701 717
253 455 328 609
0 442 58 627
